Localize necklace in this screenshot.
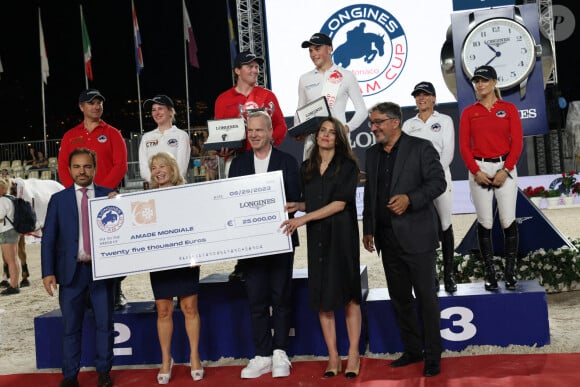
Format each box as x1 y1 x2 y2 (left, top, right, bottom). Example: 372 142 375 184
320 159 331 174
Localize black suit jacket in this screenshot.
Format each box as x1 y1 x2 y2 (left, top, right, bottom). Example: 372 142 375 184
363 133 446 254
228 147 302 247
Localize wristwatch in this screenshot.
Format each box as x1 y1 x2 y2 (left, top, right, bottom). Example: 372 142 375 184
460 7 542 99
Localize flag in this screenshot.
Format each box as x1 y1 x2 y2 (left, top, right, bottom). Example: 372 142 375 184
80 6 93 81
39 10 49 84
132 0 144 74
226 0 237 69
183 0 199 68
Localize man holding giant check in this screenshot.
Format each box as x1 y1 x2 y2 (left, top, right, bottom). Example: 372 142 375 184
227 110 301 379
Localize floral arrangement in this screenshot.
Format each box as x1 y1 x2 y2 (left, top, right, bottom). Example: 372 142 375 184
436 238 580 293
545 188 561 198
560 170 577 195
573 182 580 195
523 186 546 198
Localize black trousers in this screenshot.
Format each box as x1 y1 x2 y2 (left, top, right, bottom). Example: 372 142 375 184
240 251 294 356
377 227 442 361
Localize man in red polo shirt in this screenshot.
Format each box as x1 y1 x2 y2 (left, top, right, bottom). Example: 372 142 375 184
58 88 129 310
214 52 288 282
214 51 287 152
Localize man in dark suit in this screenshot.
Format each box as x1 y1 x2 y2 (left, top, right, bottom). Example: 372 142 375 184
362 102 446 377
228 110 300 379
42 148 115 387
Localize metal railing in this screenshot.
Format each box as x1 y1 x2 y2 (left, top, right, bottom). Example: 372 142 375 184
0 139 61 165
1 130 216 187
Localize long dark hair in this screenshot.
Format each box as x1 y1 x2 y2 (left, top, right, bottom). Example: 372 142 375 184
303 117 359 182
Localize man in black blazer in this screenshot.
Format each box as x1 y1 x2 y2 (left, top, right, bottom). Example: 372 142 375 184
42 148 115 387
228 110 301 379
362 102 446 377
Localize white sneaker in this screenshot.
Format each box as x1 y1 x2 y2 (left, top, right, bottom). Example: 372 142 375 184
272 349 291 378
241 355 272 379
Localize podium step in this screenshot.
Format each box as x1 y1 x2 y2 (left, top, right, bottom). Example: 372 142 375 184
366 280 550 354
35 267 368 368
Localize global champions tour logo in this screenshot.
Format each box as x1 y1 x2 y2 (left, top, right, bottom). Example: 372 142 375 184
320 4 408 97
97 206 125 233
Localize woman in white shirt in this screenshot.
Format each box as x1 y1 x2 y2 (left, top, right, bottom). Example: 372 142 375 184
0 177 20 295
402 82 457 292
138 95 191 187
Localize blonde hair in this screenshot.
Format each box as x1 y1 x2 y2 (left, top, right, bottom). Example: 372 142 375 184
0 177 12 191
148 152 184 188
476 86 502 101
168 107 177 124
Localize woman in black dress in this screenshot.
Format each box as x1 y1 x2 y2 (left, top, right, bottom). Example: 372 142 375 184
283 117 362 379
148 152 204 383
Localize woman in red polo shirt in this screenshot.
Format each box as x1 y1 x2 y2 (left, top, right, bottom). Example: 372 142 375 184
459 65 523 292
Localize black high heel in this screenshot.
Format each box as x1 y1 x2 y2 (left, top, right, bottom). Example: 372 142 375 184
345 357 360 379
323 360 342 378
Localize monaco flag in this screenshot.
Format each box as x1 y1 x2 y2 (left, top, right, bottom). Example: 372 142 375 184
183 0 199 68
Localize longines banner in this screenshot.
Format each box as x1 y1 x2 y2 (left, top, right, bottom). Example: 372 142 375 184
451 4 548 136
452 0 515 12
264 0 455 113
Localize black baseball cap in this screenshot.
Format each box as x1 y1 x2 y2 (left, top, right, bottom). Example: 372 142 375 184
143 95 174 109
301 32 333 48
79 88 105 103
471 65 498 81
234 51 264 68
411 81 436 97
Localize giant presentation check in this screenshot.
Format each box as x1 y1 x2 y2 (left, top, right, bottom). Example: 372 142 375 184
89 171 293 279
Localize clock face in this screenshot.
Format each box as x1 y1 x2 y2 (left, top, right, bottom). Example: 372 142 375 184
461 18 537 90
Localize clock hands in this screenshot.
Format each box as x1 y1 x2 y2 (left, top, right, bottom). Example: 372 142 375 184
486 42 498 54
484 43 501 66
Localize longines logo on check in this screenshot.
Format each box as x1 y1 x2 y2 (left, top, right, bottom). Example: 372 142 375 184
97 206 125 233
239 198 276 210
321 4 408 98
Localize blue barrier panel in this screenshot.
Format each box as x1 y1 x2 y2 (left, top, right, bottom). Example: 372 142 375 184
35 266 368 368
366 280 550 354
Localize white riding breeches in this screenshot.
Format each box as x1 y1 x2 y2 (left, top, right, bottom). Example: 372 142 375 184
469 160 518 229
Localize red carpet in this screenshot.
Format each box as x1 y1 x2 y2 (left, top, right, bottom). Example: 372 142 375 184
3 353 580 386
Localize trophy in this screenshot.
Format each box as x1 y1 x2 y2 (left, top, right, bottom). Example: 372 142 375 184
289 96 331 137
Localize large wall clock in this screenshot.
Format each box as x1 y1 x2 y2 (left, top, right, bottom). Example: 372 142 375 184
460 9 542 98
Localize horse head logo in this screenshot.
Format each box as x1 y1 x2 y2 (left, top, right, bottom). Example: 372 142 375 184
332 22 385 68
222 133 228 142
320 4 408 98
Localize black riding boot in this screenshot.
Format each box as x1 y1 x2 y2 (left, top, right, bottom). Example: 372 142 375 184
0 264 9 287
503 221 519 290
20 263 30 287
477 223 498 291
442 225 457 292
